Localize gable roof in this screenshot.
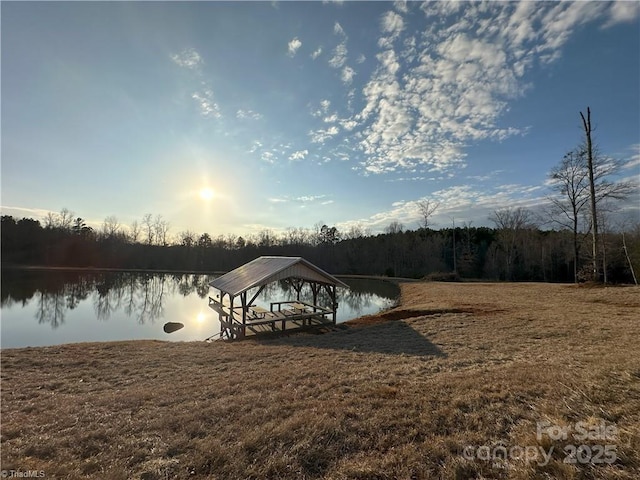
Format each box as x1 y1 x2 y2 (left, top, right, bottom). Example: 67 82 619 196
209 256 349 297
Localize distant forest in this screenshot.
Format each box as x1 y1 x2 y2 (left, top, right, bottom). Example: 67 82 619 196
2 210 638 284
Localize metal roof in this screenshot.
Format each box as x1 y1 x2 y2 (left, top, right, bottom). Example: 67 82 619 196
209 256 349 297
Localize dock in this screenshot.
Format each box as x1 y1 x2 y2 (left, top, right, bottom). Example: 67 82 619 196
207 256 348 340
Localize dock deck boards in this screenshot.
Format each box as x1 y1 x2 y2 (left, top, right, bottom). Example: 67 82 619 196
210 296 335 339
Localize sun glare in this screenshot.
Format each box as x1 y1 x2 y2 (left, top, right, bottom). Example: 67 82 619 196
196 312 206 324
199 187 215 201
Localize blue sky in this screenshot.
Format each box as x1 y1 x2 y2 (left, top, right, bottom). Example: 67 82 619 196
2 1 639 238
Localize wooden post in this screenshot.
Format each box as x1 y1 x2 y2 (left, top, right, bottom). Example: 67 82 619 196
240 291 247 338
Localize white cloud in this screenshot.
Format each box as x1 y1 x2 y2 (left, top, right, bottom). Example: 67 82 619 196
356 53 366 64
320 100 331 112
289 149 309 161
236 109 263 120
191 89 221 118
170 48 222 120
261 151 276 164
329 42 348 68
340 119 358 131
604 1 640 28
341 66 356 84
249 140 263 153
345 1 618 176
622 144 640 169
288 37 302 57
297 195 327 202
338 182 550 233
381 11 404 38
394 0 408 14
324 114 338 123
309 125 340 144
311 47 323 59
170 48 203 69
334 22 346 37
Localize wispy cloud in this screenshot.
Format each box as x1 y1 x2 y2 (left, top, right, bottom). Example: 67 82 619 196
309 125 339 144
622 144 640 169
334 2 612 175
329 42 348 68
289 149 309 161
603 1 640 28
0 205 56 221
261 151 276 164
338 182 549 233
236 109 263 120
311 46 323 59
171 48 221 119
288 37 302 57
381 11 404 39
192 88 221 118
267 194 331 204
341 66 356 84
170 48 202 69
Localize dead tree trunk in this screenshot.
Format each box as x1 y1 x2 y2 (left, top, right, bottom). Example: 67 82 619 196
580 107 599 281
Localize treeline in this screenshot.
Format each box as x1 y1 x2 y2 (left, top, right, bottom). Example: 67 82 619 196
2 211 639 283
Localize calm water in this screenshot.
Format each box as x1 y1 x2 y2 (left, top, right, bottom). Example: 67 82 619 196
0 270 399 348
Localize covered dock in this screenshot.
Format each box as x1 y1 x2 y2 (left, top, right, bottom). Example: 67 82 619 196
208 256 349 340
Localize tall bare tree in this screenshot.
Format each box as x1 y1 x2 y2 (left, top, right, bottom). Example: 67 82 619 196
580 107 599 280
129 220 141 244
154 215 170 246
416 199 440 229
547 149 591 282
142 213 154 245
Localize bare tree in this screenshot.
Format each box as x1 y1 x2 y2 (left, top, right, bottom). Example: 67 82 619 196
547 149 591 282
142 214 154 245
489 207 534 280
581 107 599 280
153 215 170 246
416 199 440 229
45 208 75 231
129 220 141 244
385 221 404 235
549 108 635 281
101 216 120 239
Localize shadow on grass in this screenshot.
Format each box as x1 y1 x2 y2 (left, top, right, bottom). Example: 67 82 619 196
258 320 446 357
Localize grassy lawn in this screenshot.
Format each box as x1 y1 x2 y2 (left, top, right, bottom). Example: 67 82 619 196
1 282 639 479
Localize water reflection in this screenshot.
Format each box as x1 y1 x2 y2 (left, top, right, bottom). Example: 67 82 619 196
1 270 399 347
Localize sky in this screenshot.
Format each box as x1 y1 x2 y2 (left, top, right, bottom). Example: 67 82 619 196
2 1 639 239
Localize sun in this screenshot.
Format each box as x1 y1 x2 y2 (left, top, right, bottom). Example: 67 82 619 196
199 187 215 201
196 312 206 324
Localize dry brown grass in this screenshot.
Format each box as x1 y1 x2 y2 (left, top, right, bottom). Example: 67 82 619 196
1 282 639 479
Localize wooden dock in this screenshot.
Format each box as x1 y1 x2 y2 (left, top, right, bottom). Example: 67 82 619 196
209 297 335 339
206 256 348 340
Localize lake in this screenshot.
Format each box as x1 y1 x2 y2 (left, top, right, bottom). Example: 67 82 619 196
0 269 399 349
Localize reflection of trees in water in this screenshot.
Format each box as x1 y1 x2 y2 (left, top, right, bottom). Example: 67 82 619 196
4 271 397 329
249 278 398 315
3 271 179 328
173 274 212 299
132 274 167 325
36 290 66 328
109 273 169 325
